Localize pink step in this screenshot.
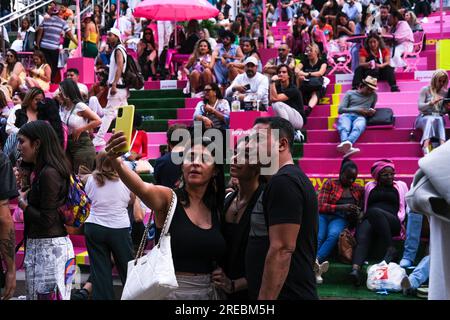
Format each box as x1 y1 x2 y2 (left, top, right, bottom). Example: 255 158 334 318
303 142 422 158
337 91 422 103
147 132 167 145
178 108 196 119
305 115 420 130
185 98 202 108
143 80 187 90
69 235 86 247
326 81 427 94
148 144 161 159
308 174 414 191
307 128 417 143
299 157 419 175
168 119 193 127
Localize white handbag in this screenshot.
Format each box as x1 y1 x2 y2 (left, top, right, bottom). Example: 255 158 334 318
121 190 179 300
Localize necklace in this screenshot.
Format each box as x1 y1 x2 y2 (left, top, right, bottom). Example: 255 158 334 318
233 193 248 220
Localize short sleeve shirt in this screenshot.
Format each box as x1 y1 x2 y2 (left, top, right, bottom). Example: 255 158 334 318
275 83 304 115
40 16 70 50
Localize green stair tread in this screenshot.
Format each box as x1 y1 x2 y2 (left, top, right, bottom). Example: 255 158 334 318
137 108 178 119
130 89 185 99
129 98 185 109
318 282 420 300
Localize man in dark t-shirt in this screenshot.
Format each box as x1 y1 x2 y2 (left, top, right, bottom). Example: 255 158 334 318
0 151 18 300
246 117 318 300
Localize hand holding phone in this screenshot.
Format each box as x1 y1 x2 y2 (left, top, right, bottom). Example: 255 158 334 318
244 84 251 90
114 105 135 154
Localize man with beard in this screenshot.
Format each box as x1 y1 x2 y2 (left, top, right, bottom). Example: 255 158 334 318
225 56 269 109
213 30 244 88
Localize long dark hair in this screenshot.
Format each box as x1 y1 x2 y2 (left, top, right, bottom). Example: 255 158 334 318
37 98 65 148
276 63 295 87
175 136 225 219
142 28 156 49
6 49 19 75
241 37 260 60
15 87 45 129
364 32 386 52
60 78 85 105
18 120 71 178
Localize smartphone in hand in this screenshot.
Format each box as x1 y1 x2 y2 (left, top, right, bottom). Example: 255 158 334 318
114 105 135 154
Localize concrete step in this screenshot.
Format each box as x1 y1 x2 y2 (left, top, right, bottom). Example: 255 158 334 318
299 157 419 175
129 89 184 99
303 142 422 158
129 97 185 109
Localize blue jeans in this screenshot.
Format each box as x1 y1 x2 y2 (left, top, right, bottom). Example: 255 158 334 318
402 211 423 263
213 61 229 85
409 255 430 289
317 213 348 263
337 113 367 144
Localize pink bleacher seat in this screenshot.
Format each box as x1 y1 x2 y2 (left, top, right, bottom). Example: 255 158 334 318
326 40 352 75
402 31 426 72
259 48 278 66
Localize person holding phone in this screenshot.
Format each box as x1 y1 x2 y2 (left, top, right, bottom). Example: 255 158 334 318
184 39 215 96
193 83 230 130
270 64 305 142
336 76 378 158
416 69 450 156
225 57 269 109
316 159 364 284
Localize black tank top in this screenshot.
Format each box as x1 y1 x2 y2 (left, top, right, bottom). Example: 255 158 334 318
169 203 226 274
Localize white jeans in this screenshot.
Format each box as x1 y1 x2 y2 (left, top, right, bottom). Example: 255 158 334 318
157 21 173 56
272 102 304 130
89 96 104 118
92 88 128 147
390 42 413 68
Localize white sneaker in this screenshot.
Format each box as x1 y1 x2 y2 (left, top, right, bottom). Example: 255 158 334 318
314 260 329 285
343 147 360 158
294 130 305 142
337 141 352 154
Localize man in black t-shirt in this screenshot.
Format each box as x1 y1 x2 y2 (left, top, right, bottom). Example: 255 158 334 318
245 117 318 300
270 64 305 142
0 151 18 300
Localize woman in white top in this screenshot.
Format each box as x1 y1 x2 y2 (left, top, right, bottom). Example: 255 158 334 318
57 78 101 173
10 17 35 52
84 151 135 300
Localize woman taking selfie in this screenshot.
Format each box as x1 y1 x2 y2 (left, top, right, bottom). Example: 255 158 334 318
105 133 226 300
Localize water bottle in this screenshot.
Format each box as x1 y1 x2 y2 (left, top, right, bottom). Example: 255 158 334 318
231 96 241 112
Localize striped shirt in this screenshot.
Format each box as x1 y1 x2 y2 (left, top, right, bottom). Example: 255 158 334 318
40 16 70 50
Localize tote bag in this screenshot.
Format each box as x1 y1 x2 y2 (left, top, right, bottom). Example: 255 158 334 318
121 190 178 300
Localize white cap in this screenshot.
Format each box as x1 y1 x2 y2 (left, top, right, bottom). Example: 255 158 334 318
244 56 258 66
108 27 122 42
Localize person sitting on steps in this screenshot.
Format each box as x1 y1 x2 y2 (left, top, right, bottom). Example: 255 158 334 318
336 76 378 158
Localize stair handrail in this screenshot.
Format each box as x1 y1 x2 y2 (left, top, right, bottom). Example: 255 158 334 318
0 0 54 29
0 0 47 24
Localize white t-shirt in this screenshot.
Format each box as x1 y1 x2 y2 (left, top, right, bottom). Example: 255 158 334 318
60 102 89 134
85 175 132 229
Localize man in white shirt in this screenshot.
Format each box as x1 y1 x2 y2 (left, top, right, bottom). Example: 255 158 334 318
225 56 269 108
342 0 362 23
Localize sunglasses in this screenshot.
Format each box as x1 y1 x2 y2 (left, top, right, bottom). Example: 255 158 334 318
278 48 287 52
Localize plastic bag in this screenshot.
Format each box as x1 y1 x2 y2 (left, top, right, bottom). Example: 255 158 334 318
366 261 406 292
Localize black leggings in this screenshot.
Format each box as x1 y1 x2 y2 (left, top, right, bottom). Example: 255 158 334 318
352 66 397 89
352 207 401 266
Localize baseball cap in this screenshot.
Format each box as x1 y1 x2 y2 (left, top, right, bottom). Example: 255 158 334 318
108 28 122 42
244 56 258 66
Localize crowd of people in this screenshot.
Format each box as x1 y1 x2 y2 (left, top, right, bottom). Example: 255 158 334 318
0 0 449 301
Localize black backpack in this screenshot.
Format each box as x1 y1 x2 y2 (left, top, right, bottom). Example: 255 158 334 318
117 46 145 90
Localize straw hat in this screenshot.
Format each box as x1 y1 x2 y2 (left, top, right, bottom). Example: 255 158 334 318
362 75 378 90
